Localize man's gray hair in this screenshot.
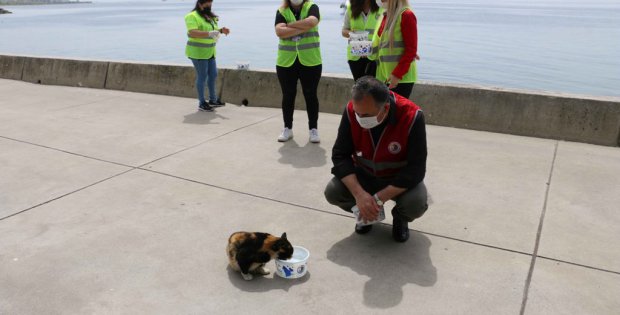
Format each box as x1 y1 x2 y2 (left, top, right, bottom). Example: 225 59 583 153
351 76 390 108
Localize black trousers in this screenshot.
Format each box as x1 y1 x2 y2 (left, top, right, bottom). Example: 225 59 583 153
390 82 415 99
276 59 322 130
348 58 376 81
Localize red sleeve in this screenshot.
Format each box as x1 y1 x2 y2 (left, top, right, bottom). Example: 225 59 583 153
377 12 386 36
392 9 417 79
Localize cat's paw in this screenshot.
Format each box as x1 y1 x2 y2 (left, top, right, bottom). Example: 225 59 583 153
241 273 253 281
256 266 270 275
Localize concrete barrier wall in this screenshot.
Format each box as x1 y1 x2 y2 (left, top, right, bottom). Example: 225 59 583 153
1 55 618 146
415 84 620 146
0 55 25 80
21 56 108 88
105 61 224 99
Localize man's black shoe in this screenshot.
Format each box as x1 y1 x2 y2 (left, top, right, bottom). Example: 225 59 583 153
199 103 214 112
355 224 373 234
392 217 409 242
209 99 226 107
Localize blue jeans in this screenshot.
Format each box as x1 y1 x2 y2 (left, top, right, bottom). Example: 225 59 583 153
190 57 218 104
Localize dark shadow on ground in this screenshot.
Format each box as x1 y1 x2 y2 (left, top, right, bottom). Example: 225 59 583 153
183 111 229 125
226 265 311 292
326 227 437 309
277 139 327 168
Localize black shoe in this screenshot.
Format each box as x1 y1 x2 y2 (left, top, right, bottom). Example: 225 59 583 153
199 103 214 112
209 99 225 107
355 224 373 234
392 217 409 242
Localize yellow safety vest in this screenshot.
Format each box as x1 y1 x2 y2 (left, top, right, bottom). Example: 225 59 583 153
372 8 417 83
277 2 322 67
346 5 383 61
185 10 218 59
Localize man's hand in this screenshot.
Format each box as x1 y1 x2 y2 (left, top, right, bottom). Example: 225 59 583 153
354 191 380 223
220 27 230 35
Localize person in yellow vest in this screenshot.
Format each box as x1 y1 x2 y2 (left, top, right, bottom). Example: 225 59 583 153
274 0 322 143
342 0 382 81
185 0 230 112
372 0 419 99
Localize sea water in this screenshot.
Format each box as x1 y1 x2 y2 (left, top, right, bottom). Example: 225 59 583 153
0 0 618 97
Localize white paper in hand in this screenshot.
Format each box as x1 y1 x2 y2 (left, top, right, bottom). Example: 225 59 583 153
351 205 385 226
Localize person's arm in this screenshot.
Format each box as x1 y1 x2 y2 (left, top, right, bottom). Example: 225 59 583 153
187 29 218 38
275 23 307 38
286 16 319 31
274 9 306 38
342 8 351 38
331 109 356 179
391 9 418 80
186 15 226 38
287 4 320 31
375 111 427 203
331 109 380 222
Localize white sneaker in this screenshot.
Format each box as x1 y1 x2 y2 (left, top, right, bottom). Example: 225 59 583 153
309 128 320 143
277 128 293 142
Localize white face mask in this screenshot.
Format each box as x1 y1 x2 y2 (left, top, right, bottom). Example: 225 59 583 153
290 0 303 6
355 106 386 129
376 0 387 9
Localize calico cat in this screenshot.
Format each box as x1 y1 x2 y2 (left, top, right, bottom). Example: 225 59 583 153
227 232 294 280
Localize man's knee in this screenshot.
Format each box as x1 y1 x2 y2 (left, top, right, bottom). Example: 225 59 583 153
393 183 428 221
324 177 354 211
324 177 344 204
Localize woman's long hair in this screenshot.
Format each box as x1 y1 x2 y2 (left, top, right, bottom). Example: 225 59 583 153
350 0 380 19
193 0 218 20
383 0 409 50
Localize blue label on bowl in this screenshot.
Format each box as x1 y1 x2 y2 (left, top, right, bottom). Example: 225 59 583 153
282 265 294 277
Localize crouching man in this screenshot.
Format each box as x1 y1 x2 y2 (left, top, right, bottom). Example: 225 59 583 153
324 76 428 242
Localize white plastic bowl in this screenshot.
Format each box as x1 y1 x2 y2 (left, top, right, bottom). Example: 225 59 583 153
349 30 369 41
350 40 373 57
275 246 310 279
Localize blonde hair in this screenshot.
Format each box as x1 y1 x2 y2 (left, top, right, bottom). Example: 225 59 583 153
383 0 409 50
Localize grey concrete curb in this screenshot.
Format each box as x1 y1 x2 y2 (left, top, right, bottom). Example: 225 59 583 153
1 54 618 146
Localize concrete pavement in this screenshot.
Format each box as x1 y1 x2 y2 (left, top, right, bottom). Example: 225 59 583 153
1 79 619 314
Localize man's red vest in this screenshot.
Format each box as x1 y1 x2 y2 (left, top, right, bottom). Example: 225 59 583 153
347 93 421 178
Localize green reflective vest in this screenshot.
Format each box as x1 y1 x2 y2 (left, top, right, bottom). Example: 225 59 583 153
372 8 417 83
185 11 218 59
277 2 322 67
346 5 383 61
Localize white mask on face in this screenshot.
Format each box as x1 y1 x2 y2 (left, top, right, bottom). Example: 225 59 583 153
376 0 387 9
355 106 386 129
290 0 303 6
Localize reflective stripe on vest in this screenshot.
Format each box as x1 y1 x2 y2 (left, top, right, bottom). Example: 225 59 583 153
277 2 322 67
373 8 417 83
187 41 216 48
354 156 408 172
185 11 218 59
346 5 383 61
279 42 320 51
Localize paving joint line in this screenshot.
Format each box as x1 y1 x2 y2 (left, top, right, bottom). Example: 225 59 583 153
0 168 135 221
52 95 123 111
4 135 611 277
141 168 537 259
537 255 620 276
136 113 279 168
519 140 559 315
0 135 133 168
0 114 279 220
